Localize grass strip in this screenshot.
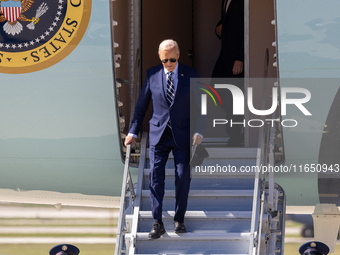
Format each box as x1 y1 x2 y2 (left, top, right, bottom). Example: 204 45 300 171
0 243 115 255
0 233 116 238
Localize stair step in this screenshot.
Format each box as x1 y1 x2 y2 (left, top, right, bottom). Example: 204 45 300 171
145 148 259 176
127 232 251 241
135 254 249 255
141 196 253 212
199 158 257 169
138 218 251 233
143 169 255 190
127 211 268 223
144 168 256 177
147 148 258 159
146 160 258 170
131 210 252 233
142 190 253 198
203 137 230 143
138 211 252 219
143 177 254 190
127 233 251 254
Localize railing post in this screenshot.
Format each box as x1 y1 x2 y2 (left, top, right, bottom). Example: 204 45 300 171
267 125 276 211
115 144 132 255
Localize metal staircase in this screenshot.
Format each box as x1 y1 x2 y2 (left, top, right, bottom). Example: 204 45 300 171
112 0 285 252
115 127 286 255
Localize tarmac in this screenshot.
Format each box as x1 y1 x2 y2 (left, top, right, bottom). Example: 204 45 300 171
0 205 117 243
0 237 116 244
0 206 119 218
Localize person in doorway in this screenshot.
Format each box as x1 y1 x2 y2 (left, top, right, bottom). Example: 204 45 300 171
124 39 203 239
212 0 244 147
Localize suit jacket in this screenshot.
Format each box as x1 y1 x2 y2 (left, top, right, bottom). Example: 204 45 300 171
216 0 244 71
129 62 201 149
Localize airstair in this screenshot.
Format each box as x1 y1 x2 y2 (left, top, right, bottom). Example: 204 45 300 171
115 125 286 255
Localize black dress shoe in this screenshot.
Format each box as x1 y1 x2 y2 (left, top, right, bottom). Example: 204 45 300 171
174 222 186 233
148 223 166 239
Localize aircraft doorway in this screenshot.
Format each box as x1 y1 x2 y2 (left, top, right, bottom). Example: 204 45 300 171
140 0 278 147
141 0 277 80
111 0 279 152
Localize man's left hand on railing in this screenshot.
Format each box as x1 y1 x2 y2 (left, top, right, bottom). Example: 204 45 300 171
192 133 203 145
125 134 136 147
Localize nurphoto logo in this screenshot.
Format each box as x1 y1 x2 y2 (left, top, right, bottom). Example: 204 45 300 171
198 82 312 128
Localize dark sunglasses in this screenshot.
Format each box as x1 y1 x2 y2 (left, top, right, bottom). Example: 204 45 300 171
161 58 177 63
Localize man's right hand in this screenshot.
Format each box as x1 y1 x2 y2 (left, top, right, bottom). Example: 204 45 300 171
232 60 244 75
216 24 223 36
124 135 136 147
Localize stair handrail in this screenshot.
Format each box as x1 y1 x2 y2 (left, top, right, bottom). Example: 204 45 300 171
249 120 269 255
127 132 148 255
251 55 285 255
249 47 272 255
115 143 136 255
267 112 277 211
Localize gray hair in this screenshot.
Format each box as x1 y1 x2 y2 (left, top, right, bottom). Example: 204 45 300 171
158 39 180 54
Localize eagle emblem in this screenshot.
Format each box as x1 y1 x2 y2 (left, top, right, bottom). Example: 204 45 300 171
0 0 48 36
0 0 91 74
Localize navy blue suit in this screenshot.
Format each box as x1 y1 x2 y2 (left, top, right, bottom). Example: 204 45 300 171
129 62 200 223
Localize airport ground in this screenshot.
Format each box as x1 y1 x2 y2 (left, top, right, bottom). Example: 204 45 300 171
1 203 340 255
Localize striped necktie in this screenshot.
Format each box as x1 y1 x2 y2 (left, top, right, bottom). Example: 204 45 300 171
166 71 175 106
166 71 174 129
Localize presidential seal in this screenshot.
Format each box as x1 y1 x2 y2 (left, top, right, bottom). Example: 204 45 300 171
0 0 91 73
